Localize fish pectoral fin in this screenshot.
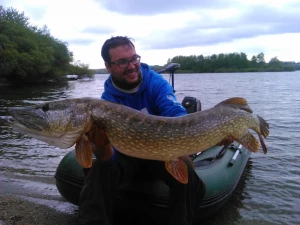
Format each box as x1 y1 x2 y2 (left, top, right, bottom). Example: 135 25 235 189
165 159 188 184
235 132 260 153
75 134 93 168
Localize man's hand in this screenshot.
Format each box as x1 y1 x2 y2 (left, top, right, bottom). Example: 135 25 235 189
86 124 110 146
86 124 114 161
179 155 194 169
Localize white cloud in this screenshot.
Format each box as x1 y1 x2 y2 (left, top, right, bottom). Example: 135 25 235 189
2 0 300 68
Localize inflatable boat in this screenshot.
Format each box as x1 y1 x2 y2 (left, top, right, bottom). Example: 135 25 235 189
55 140 250 222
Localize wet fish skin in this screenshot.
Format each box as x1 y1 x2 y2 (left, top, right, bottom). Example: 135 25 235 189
1 97 269 157
0 97 269 183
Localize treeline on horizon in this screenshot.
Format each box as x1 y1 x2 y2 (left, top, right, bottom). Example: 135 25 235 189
0 6 93 85
162 53 299 73
92 53 300 74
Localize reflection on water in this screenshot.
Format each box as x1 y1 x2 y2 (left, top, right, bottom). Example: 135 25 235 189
1 72 300 224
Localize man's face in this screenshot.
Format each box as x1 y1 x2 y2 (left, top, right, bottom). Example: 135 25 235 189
105 44 141 85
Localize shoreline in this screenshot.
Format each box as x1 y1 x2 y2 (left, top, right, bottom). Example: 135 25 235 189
0 171 79 225
0 194 78 225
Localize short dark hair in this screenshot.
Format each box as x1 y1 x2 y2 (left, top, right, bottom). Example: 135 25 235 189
101 36 135 63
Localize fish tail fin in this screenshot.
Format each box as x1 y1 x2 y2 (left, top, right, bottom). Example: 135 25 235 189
165 159 188 184
251 115 269 154
215 97 253 113
257 115 270 138
75 134 93 168
258 132 268 154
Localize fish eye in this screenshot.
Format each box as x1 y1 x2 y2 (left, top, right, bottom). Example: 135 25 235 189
42 104 49 112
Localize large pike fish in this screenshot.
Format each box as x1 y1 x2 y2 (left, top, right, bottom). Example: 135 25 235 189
0 97 269 184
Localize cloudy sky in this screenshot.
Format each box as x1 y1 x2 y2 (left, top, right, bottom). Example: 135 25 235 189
2 0 300 69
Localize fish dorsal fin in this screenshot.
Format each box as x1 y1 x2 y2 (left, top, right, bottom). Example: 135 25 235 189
215 97 253 113
165 159 188 184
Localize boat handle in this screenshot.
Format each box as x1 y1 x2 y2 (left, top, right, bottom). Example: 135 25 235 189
229 144 242 166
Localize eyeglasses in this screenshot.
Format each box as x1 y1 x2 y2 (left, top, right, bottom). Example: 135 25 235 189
110 55 141 68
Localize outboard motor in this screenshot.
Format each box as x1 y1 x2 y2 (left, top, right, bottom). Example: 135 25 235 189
156 63 180 74
157 63 201 114
157 63 180 93
181 96 201 114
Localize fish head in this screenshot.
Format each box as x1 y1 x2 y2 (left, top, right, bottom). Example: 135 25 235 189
2 99 93 149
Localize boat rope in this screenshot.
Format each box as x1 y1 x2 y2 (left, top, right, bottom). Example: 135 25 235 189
191 144 231 167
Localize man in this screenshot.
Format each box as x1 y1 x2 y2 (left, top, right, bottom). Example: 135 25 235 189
78 36 206 225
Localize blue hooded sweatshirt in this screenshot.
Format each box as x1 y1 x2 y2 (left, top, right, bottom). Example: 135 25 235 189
101 63 187 117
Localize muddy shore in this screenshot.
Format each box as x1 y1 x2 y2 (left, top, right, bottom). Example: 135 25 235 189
0 194 78 225
0 171 79 225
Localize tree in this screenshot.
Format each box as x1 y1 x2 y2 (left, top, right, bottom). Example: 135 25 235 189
0 6 79 83
269 57 281 66
239 52 249 68
0 6 30 27
256 52 266 65
251 55 257 66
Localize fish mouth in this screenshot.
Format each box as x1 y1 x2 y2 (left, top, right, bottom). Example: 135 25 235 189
0 115 56 139
0 116 79 149
8 106 48 132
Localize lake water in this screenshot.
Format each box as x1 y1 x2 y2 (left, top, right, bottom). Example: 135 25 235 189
0 71 299 224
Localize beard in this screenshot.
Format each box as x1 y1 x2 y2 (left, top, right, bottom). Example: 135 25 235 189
111 69 143 90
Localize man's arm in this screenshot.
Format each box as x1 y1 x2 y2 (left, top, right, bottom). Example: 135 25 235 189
152 74 187 117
